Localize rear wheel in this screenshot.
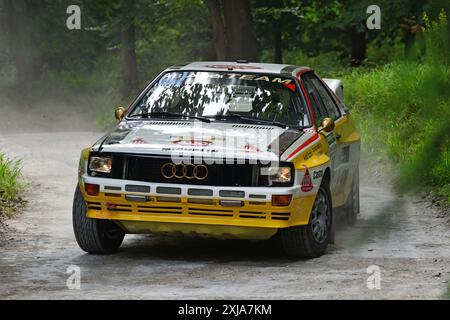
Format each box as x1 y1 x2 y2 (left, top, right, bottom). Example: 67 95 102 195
345 166 360 226
73 186 125 254
281 183 333 258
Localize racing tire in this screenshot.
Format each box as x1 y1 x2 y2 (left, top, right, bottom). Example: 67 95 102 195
281 182 333 258
73 186 125 254
345 166 360 226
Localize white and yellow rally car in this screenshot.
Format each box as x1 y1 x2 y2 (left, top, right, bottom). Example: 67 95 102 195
73 61 360 258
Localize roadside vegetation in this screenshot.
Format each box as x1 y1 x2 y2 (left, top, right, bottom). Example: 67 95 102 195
343 11 450 201
0 152 24 219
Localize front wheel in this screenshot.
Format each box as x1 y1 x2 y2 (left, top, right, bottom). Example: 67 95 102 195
73 186 125 254
281 183 333 258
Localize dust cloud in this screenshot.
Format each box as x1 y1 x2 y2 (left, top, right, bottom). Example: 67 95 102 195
0 86 115 134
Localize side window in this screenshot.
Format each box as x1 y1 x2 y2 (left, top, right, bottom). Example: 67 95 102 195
310 76 341 120
301 73 329 125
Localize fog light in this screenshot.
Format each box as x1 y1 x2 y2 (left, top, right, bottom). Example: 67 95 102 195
272 195 292 207
85 183 100 196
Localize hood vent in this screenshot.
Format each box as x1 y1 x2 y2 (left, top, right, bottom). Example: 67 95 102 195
144 121 191 126
231 124 275 130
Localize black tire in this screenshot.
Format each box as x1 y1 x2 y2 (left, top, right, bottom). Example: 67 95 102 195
73 186 125 254
345 166 360 226
281 182 333 258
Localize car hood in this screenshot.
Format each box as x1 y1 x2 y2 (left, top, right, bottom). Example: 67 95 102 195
92 121 308 162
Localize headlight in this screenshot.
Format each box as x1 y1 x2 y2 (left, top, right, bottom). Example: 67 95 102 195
89 156 112 174
264 166 292 185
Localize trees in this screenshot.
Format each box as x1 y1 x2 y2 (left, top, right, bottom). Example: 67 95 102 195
3 0 42 87
120 0 138 98
253 0 303 64
206 0 260 61
0 0 446 94
206 0 227 60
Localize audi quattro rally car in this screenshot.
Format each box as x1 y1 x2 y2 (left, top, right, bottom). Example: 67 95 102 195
73 61 360 258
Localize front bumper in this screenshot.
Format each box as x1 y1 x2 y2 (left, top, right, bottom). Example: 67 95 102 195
81 175 316 238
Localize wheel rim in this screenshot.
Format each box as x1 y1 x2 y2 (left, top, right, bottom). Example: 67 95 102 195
310 189 330 244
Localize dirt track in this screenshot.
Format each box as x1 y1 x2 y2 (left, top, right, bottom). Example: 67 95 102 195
1 111 450 299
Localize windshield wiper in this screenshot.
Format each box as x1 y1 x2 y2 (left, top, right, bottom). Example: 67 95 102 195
128 111 210 123
211 115 287 129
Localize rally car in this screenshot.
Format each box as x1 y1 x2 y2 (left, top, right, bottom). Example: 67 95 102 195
73 61 360 258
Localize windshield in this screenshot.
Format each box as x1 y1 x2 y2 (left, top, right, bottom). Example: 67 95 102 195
129 71 311 127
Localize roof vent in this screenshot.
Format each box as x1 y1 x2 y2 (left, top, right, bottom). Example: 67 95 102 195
236 59 249 64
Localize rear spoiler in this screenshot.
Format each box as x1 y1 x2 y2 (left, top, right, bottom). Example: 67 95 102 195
323 79 344 101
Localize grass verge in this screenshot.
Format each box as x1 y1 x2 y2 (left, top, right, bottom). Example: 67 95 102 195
342 11 450 203
0 152 24 219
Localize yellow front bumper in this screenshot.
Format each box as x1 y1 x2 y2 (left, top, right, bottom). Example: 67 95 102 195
83 191 316 240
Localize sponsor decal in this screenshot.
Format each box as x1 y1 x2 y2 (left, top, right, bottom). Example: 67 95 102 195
172 139 213 147
303 150 312 160
313 170 324 180
301 167 314 192
131 137 147 144
242 144 262 153
312 143 322 152
286 133 320 160
303 143 323 160
191 70 293 85
162 147 218 153
171 136 216 147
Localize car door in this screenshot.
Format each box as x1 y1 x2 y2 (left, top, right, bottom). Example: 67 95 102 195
311 73 360 207
302 72 359 207
301 73 340 200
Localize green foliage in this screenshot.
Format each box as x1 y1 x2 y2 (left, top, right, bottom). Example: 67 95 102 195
0 152 23 217
343 11 450 198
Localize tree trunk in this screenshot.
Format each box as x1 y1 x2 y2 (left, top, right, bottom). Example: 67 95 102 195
121 1 138 99
274 21 282 64
3 0 41 87
206 0 228 60
222 0 260 62
350 26 366 67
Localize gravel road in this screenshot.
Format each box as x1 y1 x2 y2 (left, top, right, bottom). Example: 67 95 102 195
1 119 449 299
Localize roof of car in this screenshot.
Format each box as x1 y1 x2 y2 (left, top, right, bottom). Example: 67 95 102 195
167 61 311 76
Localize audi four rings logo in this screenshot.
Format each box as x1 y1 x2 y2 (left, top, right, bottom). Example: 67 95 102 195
161 163 209 180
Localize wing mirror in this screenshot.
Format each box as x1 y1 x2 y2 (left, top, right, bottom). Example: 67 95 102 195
319 117 335 133
114 106 127 121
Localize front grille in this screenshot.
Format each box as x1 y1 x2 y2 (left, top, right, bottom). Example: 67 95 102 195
88 153 294 187
125 156 259 187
